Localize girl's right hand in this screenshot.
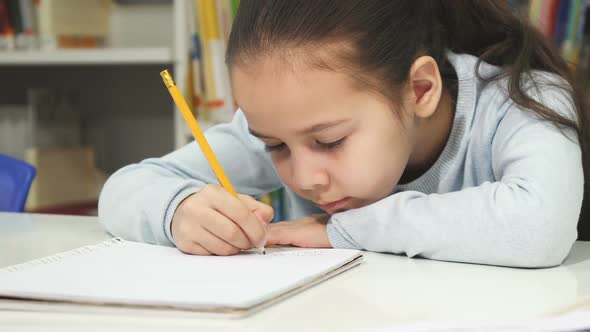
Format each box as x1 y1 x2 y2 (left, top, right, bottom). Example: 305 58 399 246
171 184 274 256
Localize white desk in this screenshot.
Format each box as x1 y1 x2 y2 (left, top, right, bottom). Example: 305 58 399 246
1 212 589 332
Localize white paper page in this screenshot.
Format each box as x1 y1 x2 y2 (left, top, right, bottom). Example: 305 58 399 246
370 311 590 332
0 239 361 309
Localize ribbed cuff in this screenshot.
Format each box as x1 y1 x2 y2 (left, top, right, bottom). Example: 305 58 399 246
164 187 202 246
326 218 362 249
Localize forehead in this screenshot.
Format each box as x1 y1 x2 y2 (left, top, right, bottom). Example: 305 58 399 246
231 56 363 122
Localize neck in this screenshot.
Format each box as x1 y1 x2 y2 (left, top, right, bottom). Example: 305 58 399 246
401 90 455 183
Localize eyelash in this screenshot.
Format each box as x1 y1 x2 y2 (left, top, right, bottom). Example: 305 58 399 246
264 137 347 153
264 143 286 153
318 137 347 150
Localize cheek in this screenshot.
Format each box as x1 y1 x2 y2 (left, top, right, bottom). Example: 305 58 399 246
272 158 294 187
334 129 411 197
335 147 401 193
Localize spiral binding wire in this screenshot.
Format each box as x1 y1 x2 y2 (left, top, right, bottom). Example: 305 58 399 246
2 237 125 273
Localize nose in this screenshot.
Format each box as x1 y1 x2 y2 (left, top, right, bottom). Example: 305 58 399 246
291 152 329 192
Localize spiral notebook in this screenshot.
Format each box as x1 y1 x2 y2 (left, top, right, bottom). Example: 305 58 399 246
0 238 362 317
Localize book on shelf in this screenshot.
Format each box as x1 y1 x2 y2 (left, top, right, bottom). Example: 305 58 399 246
0 0 110 51
523 0 590 68
187 0 239 129
16 0 37 50
0 0 15 50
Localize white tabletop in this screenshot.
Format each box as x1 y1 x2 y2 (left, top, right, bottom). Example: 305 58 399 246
1 212 590 332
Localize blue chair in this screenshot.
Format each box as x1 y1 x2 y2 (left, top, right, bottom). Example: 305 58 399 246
0 154 36 212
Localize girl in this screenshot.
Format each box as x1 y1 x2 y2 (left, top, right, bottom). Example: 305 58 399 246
99 0 589 268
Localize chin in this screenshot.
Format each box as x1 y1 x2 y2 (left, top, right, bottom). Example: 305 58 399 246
331 208 350 214
347 199 377 211
330 200 368 214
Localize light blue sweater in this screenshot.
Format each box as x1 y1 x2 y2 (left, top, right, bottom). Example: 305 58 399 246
98 52 584 268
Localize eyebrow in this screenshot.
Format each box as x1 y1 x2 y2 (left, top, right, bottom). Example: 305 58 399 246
249 119 351 139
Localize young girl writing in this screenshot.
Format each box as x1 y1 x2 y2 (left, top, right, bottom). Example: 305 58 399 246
99 0 589 267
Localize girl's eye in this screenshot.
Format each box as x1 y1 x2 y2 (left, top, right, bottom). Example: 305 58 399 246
264 137 346 153
264 143 286 153
317 137 346 150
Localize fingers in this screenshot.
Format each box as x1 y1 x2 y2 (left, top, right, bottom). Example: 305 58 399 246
176 220 242 256
200 208 251 250
194 225 242 256
178 241 213 255
264 216 332 248
201 185 268 248
239 194 275 224
171 185 276 256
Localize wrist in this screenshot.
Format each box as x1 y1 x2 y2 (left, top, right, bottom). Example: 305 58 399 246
165 188 200 246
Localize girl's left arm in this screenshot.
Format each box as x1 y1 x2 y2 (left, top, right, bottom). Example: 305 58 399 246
326 105 584 268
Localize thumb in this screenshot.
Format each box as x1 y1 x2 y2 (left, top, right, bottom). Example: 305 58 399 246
239 194 275 224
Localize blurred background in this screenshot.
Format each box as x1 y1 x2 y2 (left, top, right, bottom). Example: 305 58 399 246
0 0 242 215
0 0 587 218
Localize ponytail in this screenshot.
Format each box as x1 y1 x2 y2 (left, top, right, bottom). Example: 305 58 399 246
434 1 589 240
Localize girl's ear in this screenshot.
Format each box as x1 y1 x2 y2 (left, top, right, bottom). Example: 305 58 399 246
408 56 443 119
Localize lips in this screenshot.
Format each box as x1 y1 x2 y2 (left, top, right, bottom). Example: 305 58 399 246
317 197 350 211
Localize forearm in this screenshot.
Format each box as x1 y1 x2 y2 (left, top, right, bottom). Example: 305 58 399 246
98 110 282 245
327 179 582 267
98 160 206 245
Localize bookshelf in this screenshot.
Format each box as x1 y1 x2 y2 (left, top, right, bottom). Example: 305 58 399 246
0 47 173 65
171 0 191 149
0 0 190 175
0 0 198 213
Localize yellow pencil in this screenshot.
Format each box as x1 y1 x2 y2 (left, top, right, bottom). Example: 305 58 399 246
160 70 265 254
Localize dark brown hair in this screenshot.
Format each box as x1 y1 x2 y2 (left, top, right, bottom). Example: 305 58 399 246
226 0 589 240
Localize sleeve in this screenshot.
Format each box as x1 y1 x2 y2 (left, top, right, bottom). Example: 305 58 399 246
326 89 584 268
97 110 283 246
